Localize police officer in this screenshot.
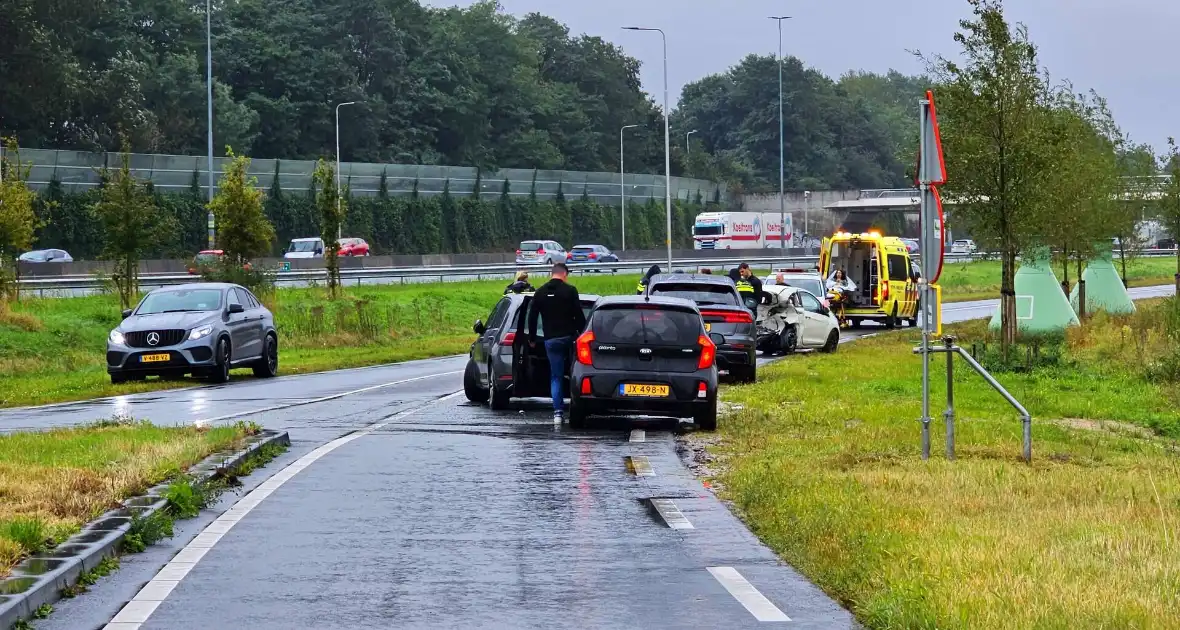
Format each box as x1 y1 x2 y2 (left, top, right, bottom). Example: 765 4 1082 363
735 263 762 308
636 264 661 295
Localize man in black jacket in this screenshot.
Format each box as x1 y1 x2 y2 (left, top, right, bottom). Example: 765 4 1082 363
527 263 587 423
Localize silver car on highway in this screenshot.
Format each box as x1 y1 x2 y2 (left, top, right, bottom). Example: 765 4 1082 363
106 283 278 384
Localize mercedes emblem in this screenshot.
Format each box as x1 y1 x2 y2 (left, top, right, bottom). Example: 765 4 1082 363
146 332 160 346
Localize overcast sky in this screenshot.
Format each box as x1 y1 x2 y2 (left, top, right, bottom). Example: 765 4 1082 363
425 0 1179 151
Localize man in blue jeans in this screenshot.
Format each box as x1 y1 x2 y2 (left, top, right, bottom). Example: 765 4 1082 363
527 263 587 423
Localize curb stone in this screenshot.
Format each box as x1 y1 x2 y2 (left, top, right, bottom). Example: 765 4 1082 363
0 429 291 629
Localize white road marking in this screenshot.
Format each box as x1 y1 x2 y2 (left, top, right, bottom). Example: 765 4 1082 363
707 566 791 622
629 429 646 443
192 370 462 427
102 391 465 630
650 499 694 529
627 455 655 476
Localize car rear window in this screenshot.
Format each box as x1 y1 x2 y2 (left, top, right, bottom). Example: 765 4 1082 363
517 301 595 337
592 307 701 345
520 241 543 250
649 283 739 307
572 247 594 253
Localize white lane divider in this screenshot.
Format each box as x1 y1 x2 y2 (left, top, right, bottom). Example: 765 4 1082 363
103 391 465 630
629 429 646 443
193 370 462 427
650 499 693 529
707 566 791 622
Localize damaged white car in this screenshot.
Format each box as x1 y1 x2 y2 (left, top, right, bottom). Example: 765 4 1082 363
755 285 841 355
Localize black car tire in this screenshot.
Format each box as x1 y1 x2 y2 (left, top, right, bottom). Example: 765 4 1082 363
695 400 718 431
821 329 840 353
488 363 510 411
886 305 899 330
568 398 587 429
781 326 798 355
209 338 231 384
253 334 279 378
463 360 489 403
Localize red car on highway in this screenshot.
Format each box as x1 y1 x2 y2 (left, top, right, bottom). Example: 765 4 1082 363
338 238 371 256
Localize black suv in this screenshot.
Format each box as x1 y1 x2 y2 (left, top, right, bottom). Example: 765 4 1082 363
645 274 757 383
464 292 600 410
569 296 719 430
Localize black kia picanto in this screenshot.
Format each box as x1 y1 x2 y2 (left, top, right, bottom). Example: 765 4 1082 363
568 295 719 430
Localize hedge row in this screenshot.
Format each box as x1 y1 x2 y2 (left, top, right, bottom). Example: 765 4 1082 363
31 170 716 260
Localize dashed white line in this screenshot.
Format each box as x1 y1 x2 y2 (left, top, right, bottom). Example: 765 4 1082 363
650 499 693 529
707 566 791 622
193 370 462 427
629 429 646 443
102 391 465 630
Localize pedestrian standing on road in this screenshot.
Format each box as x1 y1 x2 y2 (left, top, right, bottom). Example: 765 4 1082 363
504 271 534 295
736 263 763 309
528 263 587 424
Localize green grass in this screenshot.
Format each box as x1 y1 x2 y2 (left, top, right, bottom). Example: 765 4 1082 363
939 256 1177 303
0 418 247 577
710 302 1180 629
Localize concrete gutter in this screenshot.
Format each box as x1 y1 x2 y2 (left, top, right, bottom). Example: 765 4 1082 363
0 430 291 628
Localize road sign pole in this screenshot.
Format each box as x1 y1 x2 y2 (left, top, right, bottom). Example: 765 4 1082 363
917 92 947 461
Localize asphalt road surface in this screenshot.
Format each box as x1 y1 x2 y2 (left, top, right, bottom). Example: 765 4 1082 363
8 286 1173 630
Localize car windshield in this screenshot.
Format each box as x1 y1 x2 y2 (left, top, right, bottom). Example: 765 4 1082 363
289 240 320 252
195 253 220 263
694 224 724 236
649 283 740 306
137 289 223 314
520 241 543 251
573 247 596 253
340 239 359 247
19 251 48 262
592 307 701 345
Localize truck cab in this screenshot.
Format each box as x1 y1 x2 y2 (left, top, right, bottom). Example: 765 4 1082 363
819 231 920 328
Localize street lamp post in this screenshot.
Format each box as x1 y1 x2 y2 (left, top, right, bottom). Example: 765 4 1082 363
686 129 698 157
770 15 791 250
335 101 357 244
623 26 672 271
619 124 642 251
206 0 215 249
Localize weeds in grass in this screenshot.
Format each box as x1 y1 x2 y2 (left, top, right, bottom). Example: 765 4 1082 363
0 517 48 555
122 509 174 553
0 303 42 332
164 478 202 519
232 441 286 477
61 555 119 598
32 603 53 619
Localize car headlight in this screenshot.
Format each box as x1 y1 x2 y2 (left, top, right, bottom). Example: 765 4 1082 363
109 330 125 345
189 325 214 341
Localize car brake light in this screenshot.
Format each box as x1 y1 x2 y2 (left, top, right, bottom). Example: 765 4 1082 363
502 332 516 345
589 252 597 259
698 382 708 398
882 283 889 302
536 247 545 254
581 377 592 395
566 252 572 259
576 331 595 365
516 249 522 255
700 310 753 324
697 335 716 369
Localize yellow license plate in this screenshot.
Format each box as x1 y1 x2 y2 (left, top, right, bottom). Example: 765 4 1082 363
620 384 670 397
704 323 711 332
140 353 170 363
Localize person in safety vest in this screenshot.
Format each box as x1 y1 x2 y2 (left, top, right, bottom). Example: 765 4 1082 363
736 263 762 308
636 264 661 294
504 271 534 295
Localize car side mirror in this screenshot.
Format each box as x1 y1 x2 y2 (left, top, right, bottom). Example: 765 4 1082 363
795 306 806 315
473 319 486 335
121 309 133 319
228 303 245 314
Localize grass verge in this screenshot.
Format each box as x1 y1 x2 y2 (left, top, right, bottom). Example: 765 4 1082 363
0 417 250 577
711 301 1180 629
939 256 1177 303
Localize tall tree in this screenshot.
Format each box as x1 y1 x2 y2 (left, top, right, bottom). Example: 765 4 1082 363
312 159 345 298
0 140 37 300
207 150 275 264
93 148 170 309
1158 138 1180 295
928 0 1057 352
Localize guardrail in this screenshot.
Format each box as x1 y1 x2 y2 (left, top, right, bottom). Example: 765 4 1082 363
15 249 1175 296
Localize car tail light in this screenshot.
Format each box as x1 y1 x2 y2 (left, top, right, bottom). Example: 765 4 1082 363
581 377 592 395
566 252 573 259
589 252 597 260
698 382 708 398
536 247 545 254
697 335 716 369
516 249 522 255
576 331 595 365
700 310 753 324
502 332 516 345
882 282 889 302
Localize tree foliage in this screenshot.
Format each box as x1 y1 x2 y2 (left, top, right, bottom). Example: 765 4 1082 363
92 149 172 308
0 139 37 299
312 160 345 297
208 149 275 264
1159 139 1180 294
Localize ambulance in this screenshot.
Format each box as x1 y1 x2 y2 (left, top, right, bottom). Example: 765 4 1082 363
818 230 921 328
692 212 793 250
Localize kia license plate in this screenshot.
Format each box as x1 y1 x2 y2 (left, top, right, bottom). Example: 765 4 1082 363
619 384 670 397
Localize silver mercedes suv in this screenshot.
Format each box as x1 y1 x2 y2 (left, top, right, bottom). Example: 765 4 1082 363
106 283 278 384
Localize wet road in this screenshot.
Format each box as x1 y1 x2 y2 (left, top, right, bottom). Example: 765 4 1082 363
14 288 1174 629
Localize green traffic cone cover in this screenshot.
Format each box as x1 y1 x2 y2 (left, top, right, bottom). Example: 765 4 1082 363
1069 243 1135 315
988 246 1080 334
